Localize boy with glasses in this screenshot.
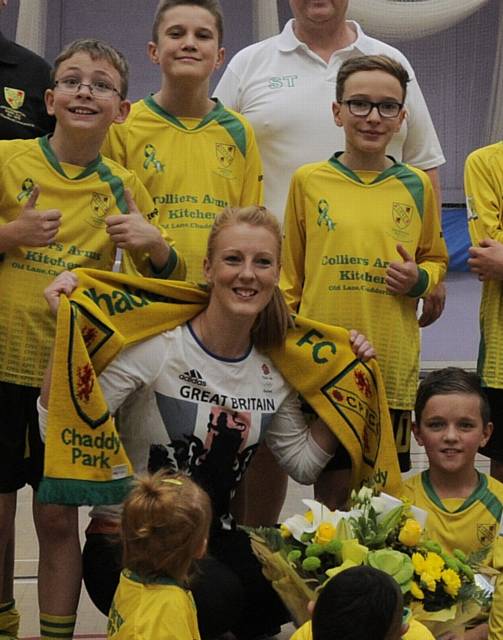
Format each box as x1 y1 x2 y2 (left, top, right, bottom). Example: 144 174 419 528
281 55 448 507
0 38 184 640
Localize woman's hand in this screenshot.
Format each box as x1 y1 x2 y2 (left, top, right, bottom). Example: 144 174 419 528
44 270 79 316
349 329 376 362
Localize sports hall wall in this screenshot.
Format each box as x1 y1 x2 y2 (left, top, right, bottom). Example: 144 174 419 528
3 0 499 369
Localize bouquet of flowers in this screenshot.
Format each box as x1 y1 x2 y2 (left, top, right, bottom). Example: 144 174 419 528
247 487 490 633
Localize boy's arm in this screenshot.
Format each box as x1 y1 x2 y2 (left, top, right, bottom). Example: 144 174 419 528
112 175 185 280
465 150 503 280
279 173 307 313
400 173 448 299
465 149 503 246
239 123 264 208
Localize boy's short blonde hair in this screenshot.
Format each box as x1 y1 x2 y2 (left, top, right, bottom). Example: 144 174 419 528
336 54 410 103
152 0 224 46
52 38 129 99
121 471 212 582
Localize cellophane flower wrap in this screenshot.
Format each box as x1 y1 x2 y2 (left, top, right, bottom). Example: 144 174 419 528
246 487 492 630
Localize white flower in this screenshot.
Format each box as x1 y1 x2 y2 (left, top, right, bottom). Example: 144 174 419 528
282 499 350 542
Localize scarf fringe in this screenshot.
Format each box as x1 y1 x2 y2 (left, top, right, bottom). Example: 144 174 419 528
37 476 132 506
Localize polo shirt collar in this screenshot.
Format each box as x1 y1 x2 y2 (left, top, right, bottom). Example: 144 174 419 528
0 32 20 64
277 18 368 56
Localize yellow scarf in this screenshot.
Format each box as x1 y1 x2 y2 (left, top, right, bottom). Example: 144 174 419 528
38 268 401 505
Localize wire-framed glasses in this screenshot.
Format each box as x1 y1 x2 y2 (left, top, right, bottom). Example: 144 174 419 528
54 77 122 100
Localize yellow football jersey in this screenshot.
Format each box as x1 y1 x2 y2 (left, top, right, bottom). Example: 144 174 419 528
403 471 503 556
290 617 434 639
403 471 503 639
102 97 264 283
281 155 448 409
108 570 200 640
465 142 503 388
0 136 184 387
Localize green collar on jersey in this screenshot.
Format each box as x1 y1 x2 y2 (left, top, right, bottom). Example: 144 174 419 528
143 95 246 157
421 469 487 513
328 151 401 184
39 135 102 180
123 568 183 588
328 151 425 218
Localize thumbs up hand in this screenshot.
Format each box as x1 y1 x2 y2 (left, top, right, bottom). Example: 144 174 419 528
14 185 62 247
105 189 170 271
385 243 419 295
106 189 161 252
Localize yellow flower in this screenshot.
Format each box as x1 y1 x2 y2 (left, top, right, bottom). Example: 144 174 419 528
423 552 444 580
420 571 437 592
442 569 461 598
410 581 425 600
314 522 337 544
412 552 425 574
280 523 291 539
304 510 314 523
398 519 422 547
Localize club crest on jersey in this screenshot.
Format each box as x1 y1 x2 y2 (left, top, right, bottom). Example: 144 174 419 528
4 87 25 110
16 177 34 202
143 144 165 173
317 199 336 231
477 523 497 546
392 202 412 229
87 192 111 228
216 143 236 169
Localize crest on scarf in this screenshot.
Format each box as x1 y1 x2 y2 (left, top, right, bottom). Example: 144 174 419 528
392 202 412 229
4 87 25 110
322 361 381 466
68 304 115 427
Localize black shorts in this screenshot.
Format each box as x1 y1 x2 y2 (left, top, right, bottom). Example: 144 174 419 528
324 408 412 473
0 381 44 492
479 387 503 462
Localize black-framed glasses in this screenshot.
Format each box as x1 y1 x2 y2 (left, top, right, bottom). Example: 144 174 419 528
54 77 122 100
342 99 403 118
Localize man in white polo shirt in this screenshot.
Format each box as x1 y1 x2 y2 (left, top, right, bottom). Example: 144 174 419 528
215 1 444 229
215 0 446 523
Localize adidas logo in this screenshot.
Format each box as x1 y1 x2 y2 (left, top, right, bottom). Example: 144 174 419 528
179 369 207 386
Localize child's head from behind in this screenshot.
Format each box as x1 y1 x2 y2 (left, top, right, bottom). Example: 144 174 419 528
312 566 405 640
52 39 129 99
121 471 211 582
333 55 409 157
413 367 492 475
